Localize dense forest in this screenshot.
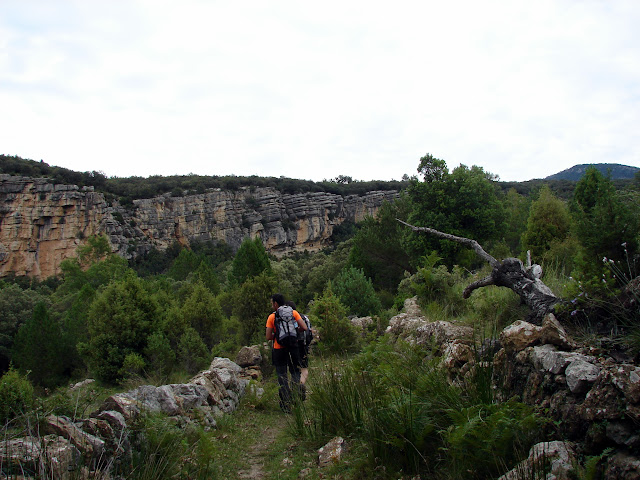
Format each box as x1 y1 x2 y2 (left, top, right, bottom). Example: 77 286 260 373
1 153 639 478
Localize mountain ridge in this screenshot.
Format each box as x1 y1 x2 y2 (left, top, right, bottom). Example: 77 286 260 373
545 163 639 181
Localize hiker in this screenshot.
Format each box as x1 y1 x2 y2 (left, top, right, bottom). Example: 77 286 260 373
266 293 308 412
287 301 312 385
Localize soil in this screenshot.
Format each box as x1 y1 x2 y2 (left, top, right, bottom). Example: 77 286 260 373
237 424 281 479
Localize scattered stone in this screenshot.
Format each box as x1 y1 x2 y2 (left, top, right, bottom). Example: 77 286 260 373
298 467 312 478
318 436 346 467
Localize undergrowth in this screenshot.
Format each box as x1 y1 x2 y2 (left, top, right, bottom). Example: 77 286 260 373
290 342 545 479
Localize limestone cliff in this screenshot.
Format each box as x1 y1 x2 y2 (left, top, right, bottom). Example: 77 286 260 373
0 174 398 279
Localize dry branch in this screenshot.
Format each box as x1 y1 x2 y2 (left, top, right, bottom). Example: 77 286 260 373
399 219 560 322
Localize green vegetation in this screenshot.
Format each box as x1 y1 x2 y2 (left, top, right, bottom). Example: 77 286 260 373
0 154 409 204
0 156 638 478
290 343 543 479
0 368 33 424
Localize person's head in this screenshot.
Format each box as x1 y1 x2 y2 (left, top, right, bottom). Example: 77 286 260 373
286 300 296 310
271 293 285 310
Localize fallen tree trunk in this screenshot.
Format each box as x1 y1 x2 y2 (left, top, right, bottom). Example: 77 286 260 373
398 220 561 323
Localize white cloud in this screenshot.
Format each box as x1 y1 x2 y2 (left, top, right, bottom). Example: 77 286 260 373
1 1 639 182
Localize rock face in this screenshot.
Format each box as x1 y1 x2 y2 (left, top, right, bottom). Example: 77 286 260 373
0 174 398 278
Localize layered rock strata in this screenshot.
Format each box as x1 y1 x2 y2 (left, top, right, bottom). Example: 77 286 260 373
0 174 398 278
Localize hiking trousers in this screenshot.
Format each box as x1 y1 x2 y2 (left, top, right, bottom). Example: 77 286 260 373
272 346 302 412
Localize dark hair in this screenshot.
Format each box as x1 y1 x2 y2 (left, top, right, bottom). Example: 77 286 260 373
271 293 285 307
286 300 297 310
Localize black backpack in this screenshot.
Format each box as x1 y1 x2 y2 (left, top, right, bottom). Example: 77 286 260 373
274 305 298 348
297 314 313 346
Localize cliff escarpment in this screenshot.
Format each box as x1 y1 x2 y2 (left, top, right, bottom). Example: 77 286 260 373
0 175 398 279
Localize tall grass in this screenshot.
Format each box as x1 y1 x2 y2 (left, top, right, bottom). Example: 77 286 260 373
128 413 216 480
292 339 544 479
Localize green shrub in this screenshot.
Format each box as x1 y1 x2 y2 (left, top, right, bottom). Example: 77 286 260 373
0 368 34 424
144 332 176 378
467 280 527 331
412 253 468 317
333 266 382 317
444 400 542 479
129 412 215 479
178 328 209 374
296 338 544 479
120 353 146 380
310 285 359 354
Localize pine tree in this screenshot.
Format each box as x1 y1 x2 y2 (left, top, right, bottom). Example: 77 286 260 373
12 303 65 388
229 237 272 285
521 186 570 258
333 266 382 317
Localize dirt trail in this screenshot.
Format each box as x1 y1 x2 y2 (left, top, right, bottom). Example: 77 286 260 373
237 424 281 480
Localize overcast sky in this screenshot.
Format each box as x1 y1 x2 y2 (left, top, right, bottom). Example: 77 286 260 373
1 1 639 183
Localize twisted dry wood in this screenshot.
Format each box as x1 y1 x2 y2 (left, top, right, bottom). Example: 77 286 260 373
398 219 560 322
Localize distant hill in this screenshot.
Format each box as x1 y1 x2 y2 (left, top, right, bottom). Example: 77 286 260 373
546 163 639 181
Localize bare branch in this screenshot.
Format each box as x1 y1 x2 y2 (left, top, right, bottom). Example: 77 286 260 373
463 275 495 299
396 219 499 268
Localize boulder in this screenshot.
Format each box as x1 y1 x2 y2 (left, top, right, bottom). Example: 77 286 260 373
604 452 640 480
498 441 576 480
385 313 428 338
610 365 640 404
190 369 228 406
0 436 42 471
241 366 262 380
565 359 600 394
403 296 423 317
126 384 181 416
415 321 474 347
43 435 81 479
500 320 542 353
169 383 210 410
531 345 594 375
441 341 475 371
539 313 575 349
351 316 374 336
44 415 105 462
0 435 81 480
236 345 262 367
318 436 346 467
97 393 141 422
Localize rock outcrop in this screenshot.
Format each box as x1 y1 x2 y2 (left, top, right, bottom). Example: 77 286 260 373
0 356 255 478
386 297 640 479
0 174 398 278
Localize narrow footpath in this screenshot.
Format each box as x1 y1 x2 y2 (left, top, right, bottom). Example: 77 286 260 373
237 424 281 479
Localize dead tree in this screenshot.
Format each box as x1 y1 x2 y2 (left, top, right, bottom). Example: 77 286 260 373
398 220 560 323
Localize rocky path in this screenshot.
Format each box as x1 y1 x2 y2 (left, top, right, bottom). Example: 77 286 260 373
237 424 281 480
